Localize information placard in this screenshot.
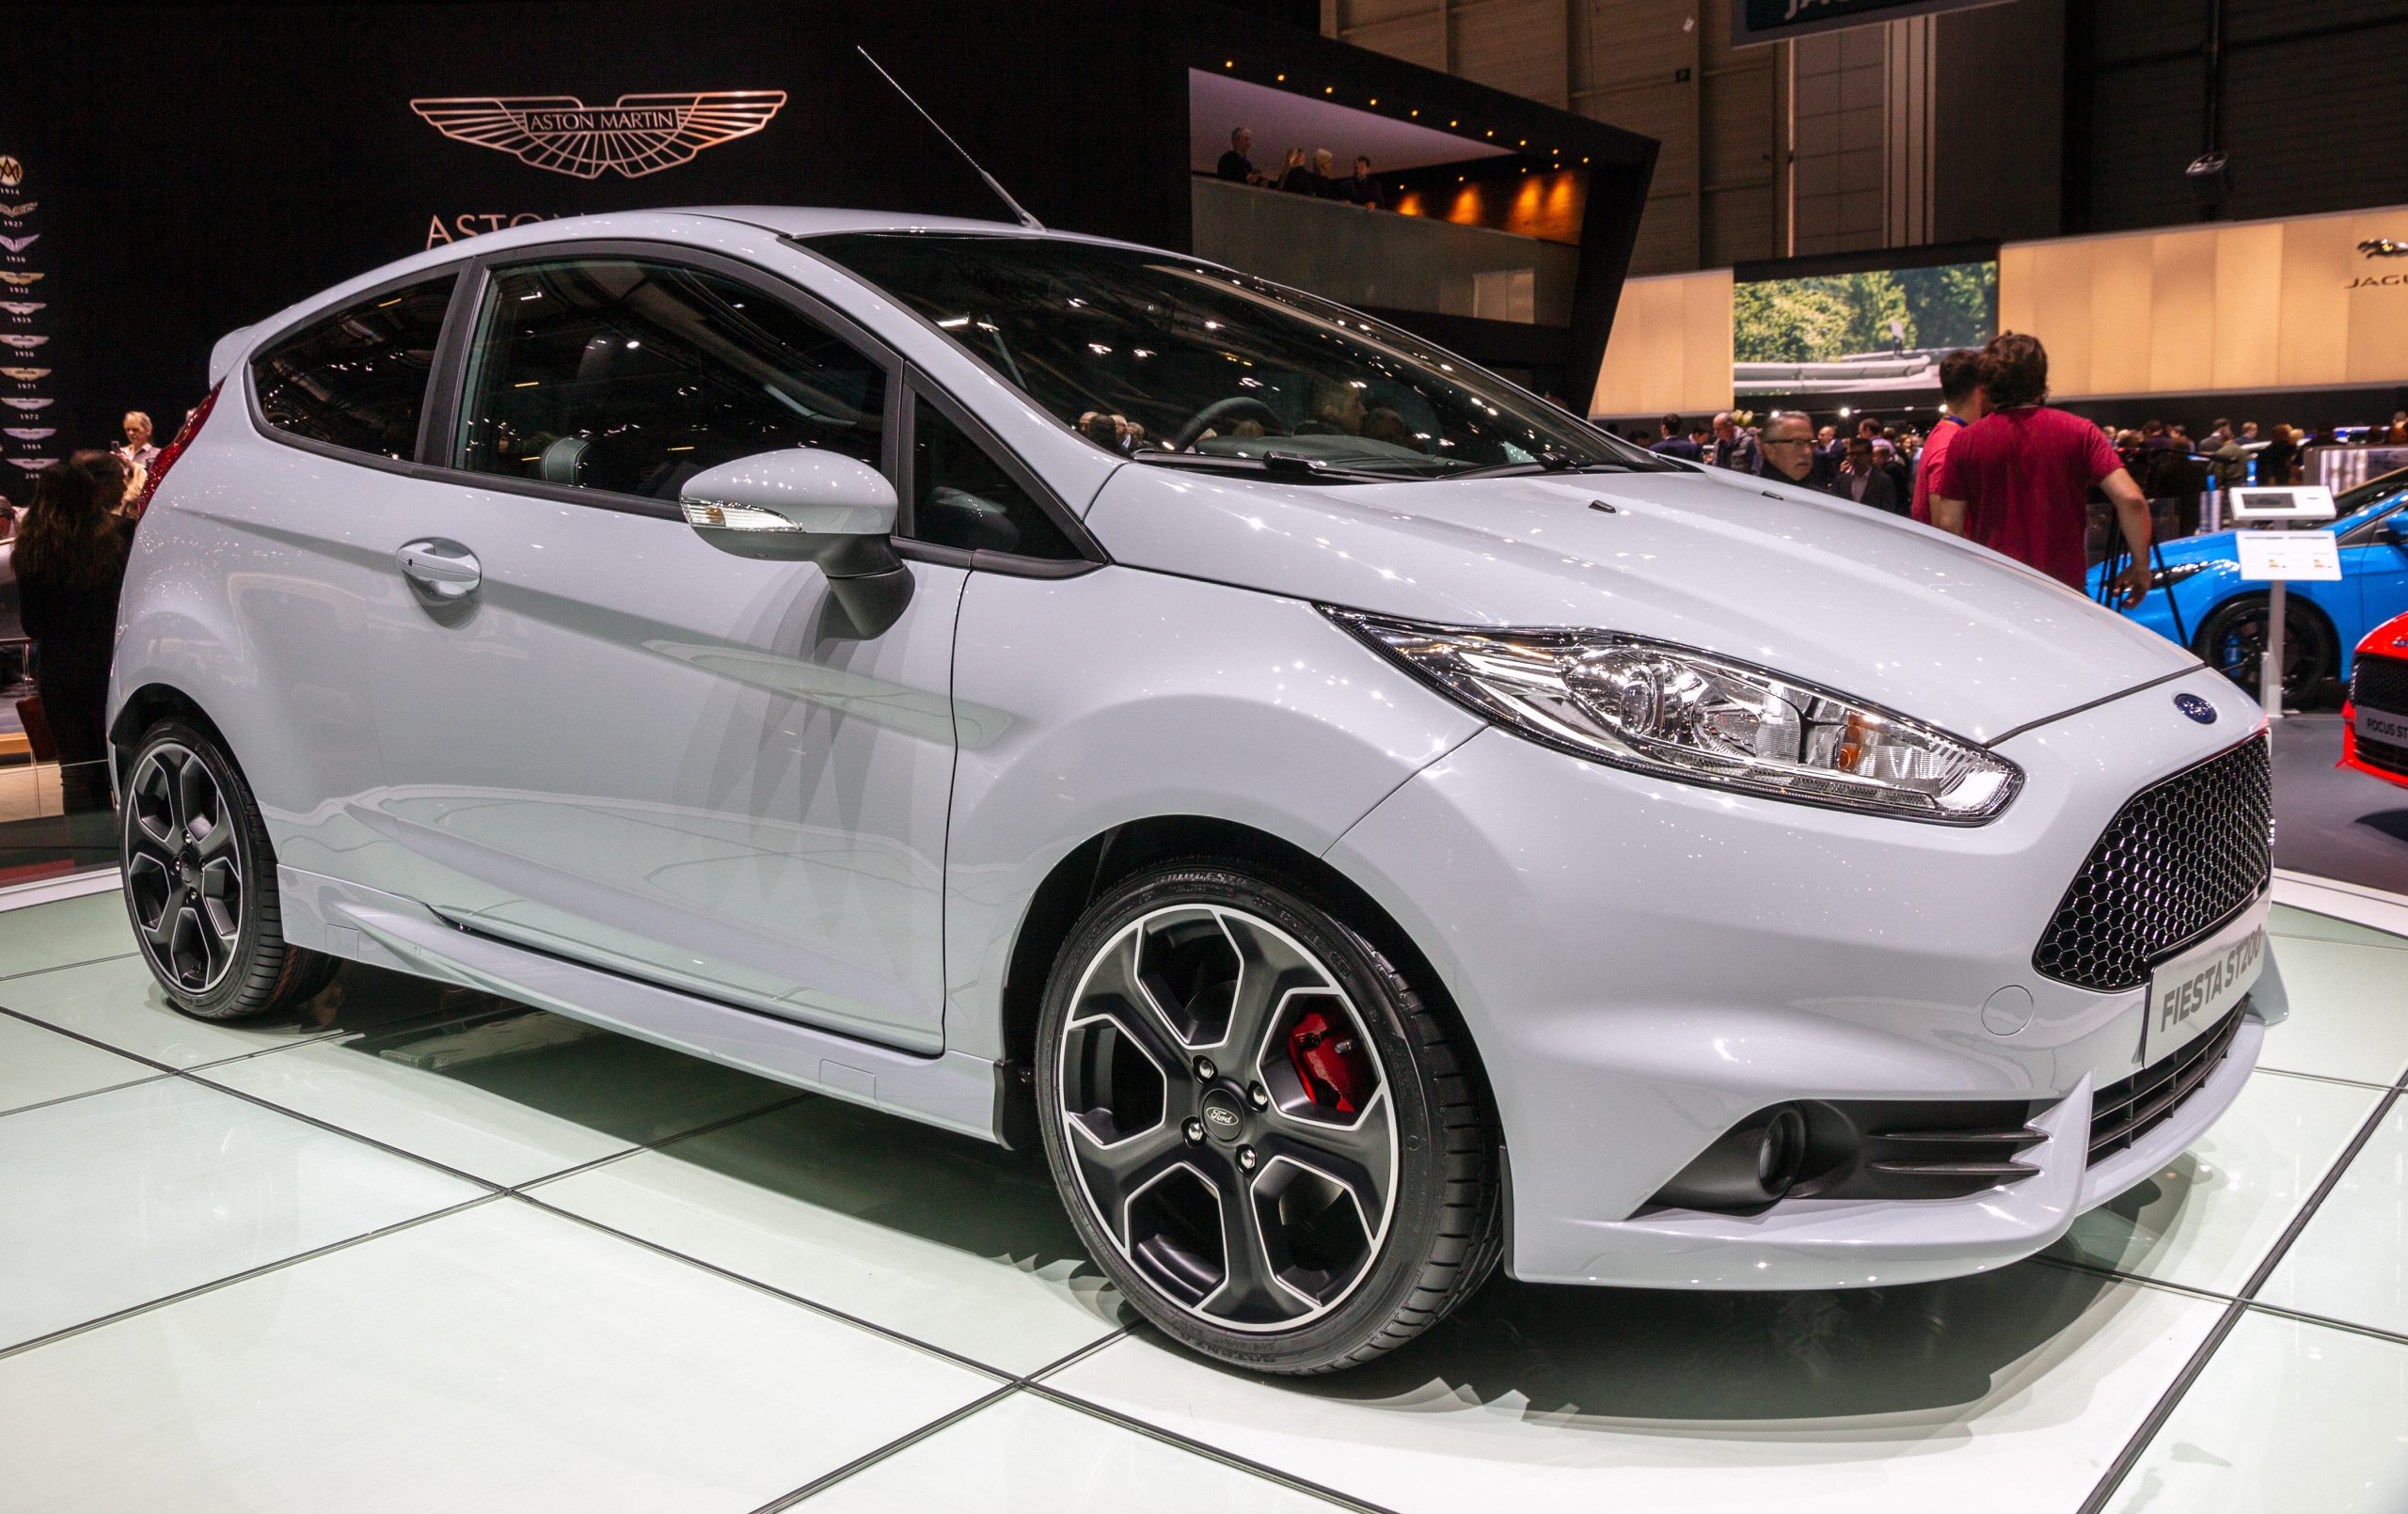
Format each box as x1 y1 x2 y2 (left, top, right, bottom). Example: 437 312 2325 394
2236 530 2341 581
2227 485 2337 523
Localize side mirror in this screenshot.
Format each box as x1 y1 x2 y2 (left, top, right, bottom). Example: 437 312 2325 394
2385 515 2408 545
680 449 911 639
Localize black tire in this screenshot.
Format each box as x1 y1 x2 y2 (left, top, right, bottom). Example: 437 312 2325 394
119 718 331 1021
1035 859 1499 1374
2194 592 2336 703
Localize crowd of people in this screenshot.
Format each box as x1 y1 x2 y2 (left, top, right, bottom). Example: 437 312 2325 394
1214 127 1387 209
1629 338 2408 599
5 411 163 812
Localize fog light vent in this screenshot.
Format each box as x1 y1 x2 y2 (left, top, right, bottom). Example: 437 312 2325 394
1653 1103 1808 1212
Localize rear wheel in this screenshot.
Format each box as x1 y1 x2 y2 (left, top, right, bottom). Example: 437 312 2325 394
120 719 331 1021
2194 593 2335 704
1036 860 1499 1374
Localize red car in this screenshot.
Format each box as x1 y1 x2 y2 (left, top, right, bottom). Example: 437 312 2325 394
2342 610 2408 787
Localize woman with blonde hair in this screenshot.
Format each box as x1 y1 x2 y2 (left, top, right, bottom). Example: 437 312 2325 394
16 458 135 813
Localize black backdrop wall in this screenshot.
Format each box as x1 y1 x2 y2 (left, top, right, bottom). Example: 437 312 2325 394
7 1 1196 467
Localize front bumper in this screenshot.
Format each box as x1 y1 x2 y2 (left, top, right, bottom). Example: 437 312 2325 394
1325 665 2273 1287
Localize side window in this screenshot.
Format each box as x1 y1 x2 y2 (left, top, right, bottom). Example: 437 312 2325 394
455 258 885 502
251 275 456 459
911 395 1078 559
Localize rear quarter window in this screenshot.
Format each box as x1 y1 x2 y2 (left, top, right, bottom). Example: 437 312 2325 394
251 275 457 460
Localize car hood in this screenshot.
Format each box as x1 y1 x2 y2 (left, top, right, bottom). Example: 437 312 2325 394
1084 463 2202 743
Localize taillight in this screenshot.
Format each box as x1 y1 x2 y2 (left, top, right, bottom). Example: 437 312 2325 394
131 383 220 518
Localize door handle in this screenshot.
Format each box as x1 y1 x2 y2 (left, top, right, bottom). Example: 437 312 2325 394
397 539 481 602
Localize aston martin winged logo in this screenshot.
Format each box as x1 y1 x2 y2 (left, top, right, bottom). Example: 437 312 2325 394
3 397 52 411
3 426 54 440
0 234 37 255
0 272 41 287
2 366 49 382
2363 238 2408 259
0 301 41 317
0 203 34 219
409 91 786 179
6 455 53 471
0 334 46 350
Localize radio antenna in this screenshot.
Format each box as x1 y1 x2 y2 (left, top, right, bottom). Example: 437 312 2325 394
857 47 1044 232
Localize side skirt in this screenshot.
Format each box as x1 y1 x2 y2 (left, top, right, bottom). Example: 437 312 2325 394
277 865 1006 1143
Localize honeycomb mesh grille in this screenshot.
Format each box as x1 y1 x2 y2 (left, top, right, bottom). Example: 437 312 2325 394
2353 653 2408 718
2033 734 2273 993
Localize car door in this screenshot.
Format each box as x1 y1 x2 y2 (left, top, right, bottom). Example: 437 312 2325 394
360 245 964 1053
2342 495 2408 659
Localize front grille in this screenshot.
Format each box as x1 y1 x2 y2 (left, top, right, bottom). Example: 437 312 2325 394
2353 654 2408 777
2033 734 2273 993
2088 1006 2244 1163
2353 651 2408 715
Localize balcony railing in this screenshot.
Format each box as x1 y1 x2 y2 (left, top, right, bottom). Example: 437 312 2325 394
1192 178 1576 327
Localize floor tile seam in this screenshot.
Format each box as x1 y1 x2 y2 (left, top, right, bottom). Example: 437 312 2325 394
0 948 139 986
1021 1373 1399 1514
622 1087 822 1160
493 1088 824 1196
2235 1084 2403 1301
0 1070 176 1123
2253 1064 2400 1095
2239 1296 2408 1353
2078 1081 2408 1512
2027 1251 2243 1310
746 1382 1028 1514
0 1191 503 1364
2074 1297 2247 1514
0 1001 187 1078
178 1001 530 1072
178 1062 516 1196
500 1188 1026 1383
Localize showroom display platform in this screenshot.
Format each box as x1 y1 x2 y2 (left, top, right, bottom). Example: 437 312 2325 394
1 876 2403 1512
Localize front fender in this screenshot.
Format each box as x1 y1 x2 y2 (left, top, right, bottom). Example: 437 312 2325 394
940 565 1481 1061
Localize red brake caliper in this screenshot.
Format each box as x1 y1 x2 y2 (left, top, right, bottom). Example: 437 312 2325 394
1287 1009 1371 1115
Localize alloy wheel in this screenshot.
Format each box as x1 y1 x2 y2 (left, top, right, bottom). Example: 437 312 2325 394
1054 905 1398 1333
123 742 244 993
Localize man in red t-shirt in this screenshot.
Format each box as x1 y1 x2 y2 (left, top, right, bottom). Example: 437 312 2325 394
1930 332 2152 606
1909 349 1985 525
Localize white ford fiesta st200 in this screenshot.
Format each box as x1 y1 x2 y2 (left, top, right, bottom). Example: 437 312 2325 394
109 209 2280 1373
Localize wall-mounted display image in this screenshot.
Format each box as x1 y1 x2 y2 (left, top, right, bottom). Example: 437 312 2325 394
1734 260 1997 393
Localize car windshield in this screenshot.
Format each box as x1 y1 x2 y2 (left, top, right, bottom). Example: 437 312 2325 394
2335 469 2408 532
809 231 1668 481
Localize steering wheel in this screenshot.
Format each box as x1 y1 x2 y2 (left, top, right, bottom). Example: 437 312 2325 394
1166 397 1282 452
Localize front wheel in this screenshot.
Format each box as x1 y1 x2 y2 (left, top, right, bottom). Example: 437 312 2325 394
1036 860 1499 1374
120 718 334 1020
2194 593 2335 704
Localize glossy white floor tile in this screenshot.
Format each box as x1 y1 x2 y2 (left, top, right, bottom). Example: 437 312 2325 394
2257 936 2408 1087
0 1199 996 1513
2105 1310 2408 1513
799 1390 1350 1511
2053 1070 2384 1295
2271 902 2408 952
1051 1266 2222 1514
0 1078 482 1348
0 954 454 1069
534 1095 1129 1374
2258 1098 2408 1337
0 887 135 979
0 1010 157 1114
203 1008 795 1187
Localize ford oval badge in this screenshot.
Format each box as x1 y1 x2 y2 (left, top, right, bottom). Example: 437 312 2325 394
2174 692 2218 724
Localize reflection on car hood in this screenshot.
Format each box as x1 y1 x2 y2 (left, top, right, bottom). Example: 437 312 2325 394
1085 464 2201 742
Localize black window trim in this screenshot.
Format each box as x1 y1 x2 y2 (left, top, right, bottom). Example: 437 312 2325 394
899 364 1107 573
422 238 908 524
241 265 467 481
243 235 1107 576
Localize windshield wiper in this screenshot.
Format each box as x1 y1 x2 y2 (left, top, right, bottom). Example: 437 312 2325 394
1449 450 1669 480
1129 449 1404 483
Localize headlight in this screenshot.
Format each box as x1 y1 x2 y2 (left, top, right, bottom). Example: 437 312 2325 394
2152 560 2211 589
1330 610 2020 823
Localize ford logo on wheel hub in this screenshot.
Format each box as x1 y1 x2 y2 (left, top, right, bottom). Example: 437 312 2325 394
2174 692 2218 724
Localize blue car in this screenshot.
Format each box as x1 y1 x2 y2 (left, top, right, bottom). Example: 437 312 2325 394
2088 466 2408 699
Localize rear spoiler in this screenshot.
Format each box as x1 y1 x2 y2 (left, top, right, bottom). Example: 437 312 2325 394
206 324 253 388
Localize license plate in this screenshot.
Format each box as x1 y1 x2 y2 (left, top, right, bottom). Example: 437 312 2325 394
2144 922 2266 1066
2357 704 2408 746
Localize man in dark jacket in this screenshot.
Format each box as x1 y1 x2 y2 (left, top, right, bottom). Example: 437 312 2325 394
1650 414 1703 462
1216 128 1262 184
1754 412 1833 491
1831 435 1903 513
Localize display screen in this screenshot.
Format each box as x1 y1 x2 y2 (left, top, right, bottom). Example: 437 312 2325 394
1733 260 1997 395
